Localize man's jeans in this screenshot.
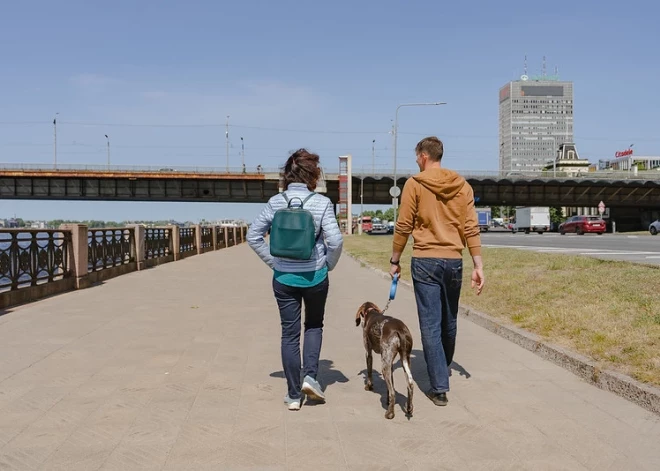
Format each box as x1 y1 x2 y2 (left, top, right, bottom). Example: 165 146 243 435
411 257 463 394
272 277 329 400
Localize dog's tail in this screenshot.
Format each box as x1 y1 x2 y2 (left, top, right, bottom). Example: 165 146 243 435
397 332 413 387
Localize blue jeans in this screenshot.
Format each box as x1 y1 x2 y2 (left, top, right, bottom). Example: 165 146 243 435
272 277 329 400
411 257 463 394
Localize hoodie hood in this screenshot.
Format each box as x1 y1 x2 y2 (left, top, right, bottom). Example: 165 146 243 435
412 168 466 201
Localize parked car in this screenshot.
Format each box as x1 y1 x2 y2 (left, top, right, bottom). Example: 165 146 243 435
650 219 660 235
559 216 606 235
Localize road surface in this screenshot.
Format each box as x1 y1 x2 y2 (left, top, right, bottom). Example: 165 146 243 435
481 231 660 265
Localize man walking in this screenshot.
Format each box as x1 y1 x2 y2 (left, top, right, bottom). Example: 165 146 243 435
390 136 484 406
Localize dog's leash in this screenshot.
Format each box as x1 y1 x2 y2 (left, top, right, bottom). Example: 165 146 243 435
381 273 399 314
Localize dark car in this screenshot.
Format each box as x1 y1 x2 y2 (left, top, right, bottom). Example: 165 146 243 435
559 216 606 235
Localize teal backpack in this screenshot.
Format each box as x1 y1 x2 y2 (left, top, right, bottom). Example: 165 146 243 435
269 192 322 260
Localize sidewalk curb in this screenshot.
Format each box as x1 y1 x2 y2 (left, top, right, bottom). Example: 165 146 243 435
345 252 660 416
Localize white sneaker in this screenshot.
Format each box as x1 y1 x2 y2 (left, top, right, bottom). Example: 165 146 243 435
284 395 301 411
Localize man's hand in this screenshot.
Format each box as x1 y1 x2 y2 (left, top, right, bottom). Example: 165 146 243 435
390 263 401 279
471 255 485 295
471 266 485 295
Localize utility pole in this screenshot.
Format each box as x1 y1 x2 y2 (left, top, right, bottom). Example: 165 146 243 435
225 115 230 172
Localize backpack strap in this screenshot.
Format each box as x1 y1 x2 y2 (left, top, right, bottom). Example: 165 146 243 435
301 192 317 207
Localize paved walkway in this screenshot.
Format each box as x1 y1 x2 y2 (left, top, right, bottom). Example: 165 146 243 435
0 244 659 470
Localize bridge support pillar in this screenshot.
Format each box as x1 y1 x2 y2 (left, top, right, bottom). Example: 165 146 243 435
128 224 146 270
233 227 238 245
170 225 182 261
224 227 229 247
60 224 90 290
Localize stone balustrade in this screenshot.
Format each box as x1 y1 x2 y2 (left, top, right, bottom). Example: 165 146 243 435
0 224 248 308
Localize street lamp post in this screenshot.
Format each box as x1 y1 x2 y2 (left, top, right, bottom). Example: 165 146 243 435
359 175 364 235
392 102 446 223
225 115 230 172
372 139 376 174
105 134 110 167
241 137 245 168
552 136 557 178
53 113 59 169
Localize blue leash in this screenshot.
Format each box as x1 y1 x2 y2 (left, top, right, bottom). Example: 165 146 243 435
381 273 399 313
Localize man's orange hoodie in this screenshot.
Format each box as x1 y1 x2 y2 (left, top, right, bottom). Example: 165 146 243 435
392 168 481 259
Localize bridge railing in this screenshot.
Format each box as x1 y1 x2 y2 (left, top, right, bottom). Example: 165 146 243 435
3 162 659 182
0 224 248 309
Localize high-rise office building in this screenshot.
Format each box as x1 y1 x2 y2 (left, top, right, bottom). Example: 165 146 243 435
499 74 574 173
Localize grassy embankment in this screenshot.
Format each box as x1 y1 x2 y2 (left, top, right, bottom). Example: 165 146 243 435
343 235 660 386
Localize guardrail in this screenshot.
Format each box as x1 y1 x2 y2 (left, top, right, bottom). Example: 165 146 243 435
0 230 70 293
145 227 172 260
178 227 197 256
0 224 247 309
88 228 135 272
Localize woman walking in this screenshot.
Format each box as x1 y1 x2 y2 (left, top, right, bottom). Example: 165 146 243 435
247 149 343 410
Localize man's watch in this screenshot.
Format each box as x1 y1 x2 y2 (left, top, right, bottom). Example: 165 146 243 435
390 258 400 266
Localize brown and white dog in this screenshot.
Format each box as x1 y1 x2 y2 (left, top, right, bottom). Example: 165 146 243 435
355 301 414 419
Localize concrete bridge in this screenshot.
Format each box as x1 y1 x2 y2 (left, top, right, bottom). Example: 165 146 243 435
0 230 659 469
1 163 660 208
2 163 659 230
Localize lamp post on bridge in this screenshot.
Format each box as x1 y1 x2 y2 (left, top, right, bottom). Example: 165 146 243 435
392 102 446 223
105 134 110 168
241 137 245 171
53 113 59 169
225 115 230 172
372 139 376 174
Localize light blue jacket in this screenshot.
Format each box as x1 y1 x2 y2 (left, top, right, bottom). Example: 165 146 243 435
247 183 344 272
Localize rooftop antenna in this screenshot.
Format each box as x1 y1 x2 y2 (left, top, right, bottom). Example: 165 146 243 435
524 54 527 76
542 55 547 78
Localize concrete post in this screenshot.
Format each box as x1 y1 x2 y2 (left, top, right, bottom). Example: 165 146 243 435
170 225 182 261
224 227 229 248
128 224 146 270
233 227 237 245
59 223 89 289
212 225 219 250
194 224 203 255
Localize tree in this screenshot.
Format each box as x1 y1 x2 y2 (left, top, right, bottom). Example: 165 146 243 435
549 206 564 225
382 208 395 221
489 206 515 219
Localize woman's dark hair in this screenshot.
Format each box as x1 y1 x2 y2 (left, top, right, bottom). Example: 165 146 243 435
281 148 321 191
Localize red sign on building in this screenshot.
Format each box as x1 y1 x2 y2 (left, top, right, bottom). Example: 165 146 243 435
615 149 633 158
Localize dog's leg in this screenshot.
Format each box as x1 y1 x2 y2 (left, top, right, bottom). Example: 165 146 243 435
382 351 395 419
365 351 373 391
402 351 414 416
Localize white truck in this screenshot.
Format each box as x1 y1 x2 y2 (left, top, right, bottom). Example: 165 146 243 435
513 207 550 234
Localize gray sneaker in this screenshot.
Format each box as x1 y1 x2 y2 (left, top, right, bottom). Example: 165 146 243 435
301 375 325 402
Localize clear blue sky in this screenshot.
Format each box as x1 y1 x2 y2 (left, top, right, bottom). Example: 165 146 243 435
1 0 658 222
